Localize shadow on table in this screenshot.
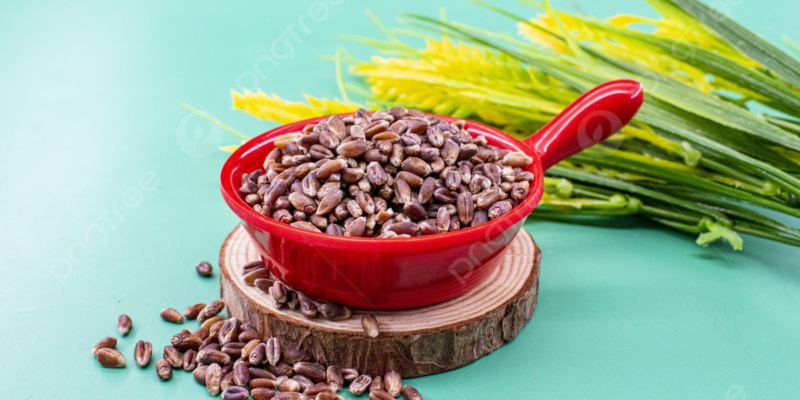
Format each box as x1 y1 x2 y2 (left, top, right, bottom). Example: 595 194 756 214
528 214 800 288
527 214 655 230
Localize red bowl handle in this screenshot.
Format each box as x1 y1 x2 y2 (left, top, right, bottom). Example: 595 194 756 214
524 79 644 170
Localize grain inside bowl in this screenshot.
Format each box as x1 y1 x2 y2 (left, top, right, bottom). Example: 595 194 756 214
238 107 534 238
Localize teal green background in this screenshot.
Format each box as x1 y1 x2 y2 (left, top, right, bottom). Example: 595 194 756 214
2 1 799 399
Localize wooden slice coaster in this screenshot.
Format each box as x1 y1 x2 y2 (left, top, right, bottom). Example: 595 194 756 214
219 224 541 378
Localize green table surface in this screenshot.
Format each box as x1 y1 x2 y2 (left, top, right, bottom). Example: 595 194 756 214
3 1 800 399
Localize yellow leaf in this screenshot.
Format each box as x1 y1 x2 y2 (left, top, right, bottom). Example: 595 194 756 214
219 145 240 153
231 89 362 124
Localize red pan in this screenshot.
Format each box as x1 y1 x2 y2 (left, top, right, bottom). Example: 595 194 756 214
221 80 644 309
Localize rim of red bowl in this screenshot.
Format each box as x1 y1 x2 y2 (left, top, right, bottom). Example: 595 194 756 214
220 113 545 251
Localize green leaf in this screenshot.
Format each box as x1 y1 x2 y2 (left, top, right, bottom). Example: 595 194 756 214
697 220 744 250
634 102 800 194
569 152 800 219
542 0 588 59
548 166 731 225
642 97 800 174
666 0 800 89
576 17 800 117
734 221 800 247
543 52 800 155
492 39 800 155
664 187 800 239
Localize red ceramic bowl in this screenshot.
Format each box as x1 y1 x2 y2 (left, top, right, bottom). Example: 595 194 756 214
221 80 644 310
